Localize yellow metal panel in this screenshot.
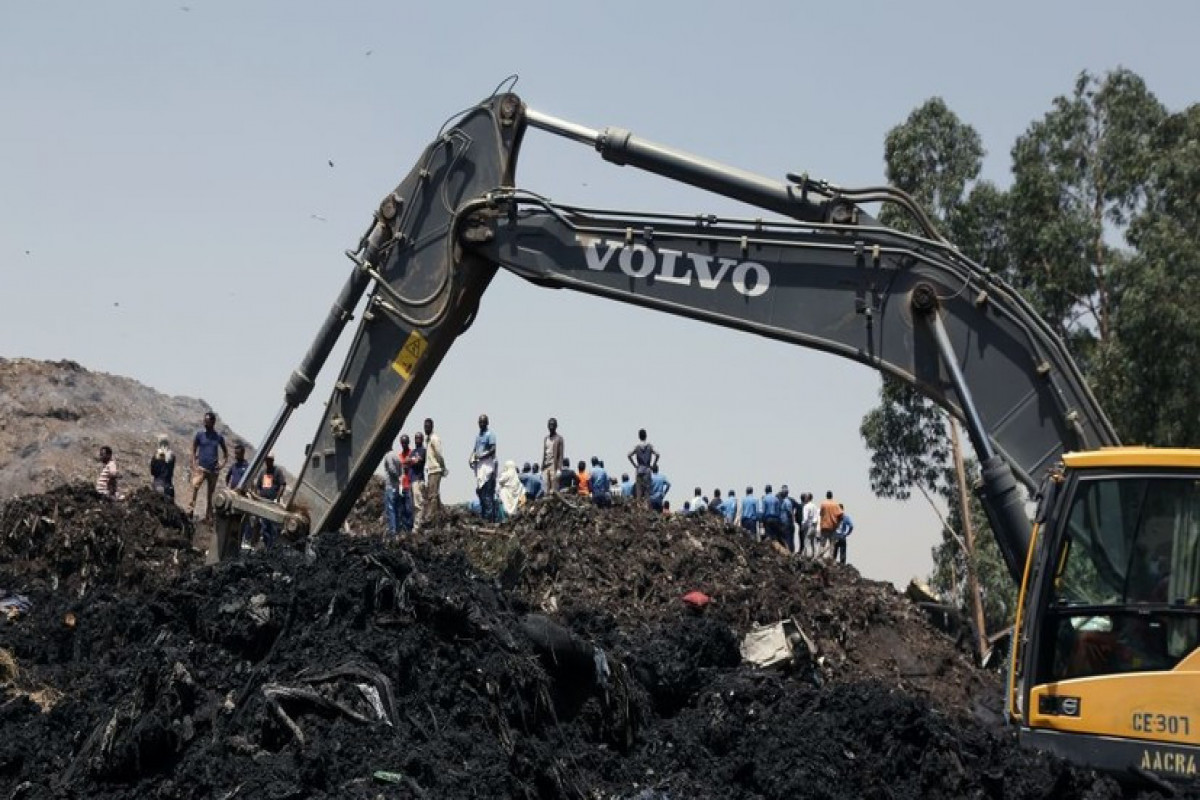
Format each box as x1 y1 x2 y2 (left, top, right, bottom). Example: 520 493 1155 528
1063 448 1200 470
1028 668 1200 747
390 330 428 380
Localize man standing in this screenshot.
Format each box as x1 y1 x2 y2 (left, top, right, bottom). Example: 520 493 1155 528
834 503 854 565
740 486 759 538
407 431 427 528
226 442 250 492
589 457 610 507
558 458 577 493
576 460 591 498
188 412 228 523
542 418 564 495
721 489 738 524
801 493 819 558
95 446 119 499
149 435 175 499
627 429 660 502
254 454 287 549
397 434 415 532
470 414 498 522
383 438 404 537
648 464 670 511
819 490 844 561
760 485 787 551
779 485 798 553
418 418 446 531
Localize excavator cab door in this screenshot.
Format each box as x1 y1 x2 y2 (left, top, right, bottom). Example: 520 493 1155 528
1016 458 1200 781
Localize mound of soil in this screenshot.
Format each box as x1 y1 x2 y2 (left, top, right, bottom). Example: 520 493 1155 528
0 487 1179 799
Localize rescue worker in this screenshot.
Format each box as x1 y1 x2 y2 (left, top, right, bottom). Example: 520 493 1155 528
740 486 759 538
627 429 660 502
620 473 634 498
649 464 671 511
834 503 853 565
149 434 175 499
760 484 786 551
542 418 564 495
470 414 498 522
95 445 119 499
708 488 723 515
590 457 611 507
690 487 704 514
721 489 738 523
188 411 228 524
254 453 286 548
779 485 798 553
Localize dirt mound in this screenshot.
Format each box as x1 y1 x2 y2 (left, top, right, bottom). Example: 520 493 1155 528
0 488 1178 799
0 483 200 596
0 358 253 503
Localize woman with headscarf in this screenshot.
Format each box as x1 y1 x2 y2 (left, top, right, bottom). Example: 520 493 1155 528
497 460 525 519
150 434 176 499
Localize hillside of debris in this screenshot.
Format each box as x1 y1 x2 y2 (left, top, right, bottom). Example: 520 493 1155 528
0 485 1178 799
0 358 251 502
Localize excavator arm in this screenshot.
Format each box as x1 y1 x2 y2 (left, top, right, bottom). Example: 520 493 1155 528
217 91 1119 583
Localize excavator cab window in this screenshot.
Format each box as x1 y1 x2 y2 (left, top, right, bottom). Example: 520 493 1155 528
1037 474 1200 682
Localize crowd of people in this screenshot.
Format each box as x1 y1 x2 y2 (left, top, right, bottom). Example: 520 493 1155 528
91 411 290 550
382 416 856 565
89 411 856 565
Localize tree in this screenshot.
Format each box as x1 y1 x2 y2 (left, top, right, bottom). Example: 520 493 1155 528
1007 69 1167 373
859 99 1013 646
1097 103 1200 446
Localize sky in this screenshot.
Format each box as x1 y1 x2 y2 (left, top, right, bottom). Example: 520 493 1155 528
4 0 1200 589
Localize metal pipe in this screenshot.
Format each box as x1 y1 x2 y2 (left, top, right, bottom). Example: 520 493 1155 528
239 404 293 491
928 311 995 462
525 106 831 223
525 108 600 146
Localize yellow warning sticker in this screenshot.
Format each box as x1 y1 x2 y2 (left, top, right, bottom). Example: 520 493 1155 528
391 330 428 380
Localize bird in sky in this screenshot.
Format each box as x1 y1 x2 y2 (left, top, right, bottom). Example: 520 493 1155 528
310 214 327 222
327 159 334 168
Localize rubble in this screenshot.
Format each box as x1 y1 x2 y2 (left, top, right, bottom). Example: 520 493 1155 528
0 485 1186 798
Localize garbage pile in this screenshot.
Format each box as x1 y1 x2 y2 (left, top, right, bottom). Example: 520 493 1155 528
0 485 1170 799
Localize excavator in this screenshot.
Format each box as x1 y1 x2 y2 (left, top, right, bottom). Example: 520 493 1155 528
210 88 1200 783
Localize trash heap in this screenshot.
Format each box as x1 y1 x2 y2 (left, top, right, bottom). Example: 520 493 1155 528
0 485 1173 799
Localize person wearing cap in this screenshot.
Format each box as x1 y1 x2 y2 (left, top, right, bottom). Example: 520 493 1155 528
149 434 176 499
470 414 498 522
226 442 250 491
254 453 287 548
